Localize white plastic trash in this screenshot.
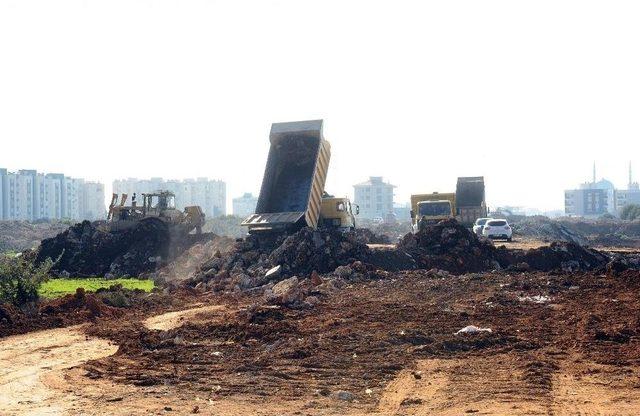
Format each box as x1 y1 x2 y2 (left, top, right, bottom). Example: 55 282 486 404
455 325 492 335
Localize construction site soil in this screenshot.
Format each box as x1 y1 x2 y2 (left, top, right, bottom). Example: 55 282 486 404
34 220 214 277
76 268 640 414
2 219 640 414
0 285 192 339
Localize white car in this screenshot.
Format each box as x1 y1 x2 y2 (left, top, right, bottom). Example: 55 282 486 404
472 217 493 236
482 219 513 241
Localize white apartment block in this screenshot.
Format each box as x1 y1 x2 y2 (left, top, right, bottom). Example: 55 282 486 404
232 193 258 217
353 176 395 219
113 177 226 218
0 168 105 221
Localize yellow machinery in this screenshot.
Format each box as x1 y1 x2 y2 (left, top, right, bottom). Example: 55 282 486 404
106 190 205 235
410 192 456 231
320 194 359 231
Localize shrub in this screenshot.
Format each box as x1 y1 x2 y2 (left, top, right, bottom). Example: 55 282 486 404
621 204 640 221
0 256 52 306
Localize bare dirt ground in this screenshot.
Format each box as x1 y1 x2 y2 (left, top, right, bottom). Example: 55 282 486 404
1 260 639 415
2 269 632 415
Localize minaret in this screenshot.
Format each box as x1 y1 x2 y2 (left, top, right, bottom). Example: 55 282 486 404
592 161 596 184
629 161 633 189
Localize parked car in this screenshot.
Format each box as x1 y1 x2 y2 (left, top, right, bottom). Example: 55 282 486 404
472 217 493 236
482 219 513 241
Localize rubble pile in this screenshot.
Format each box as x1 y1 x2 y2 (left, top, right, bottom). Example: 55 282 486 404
35 220 213 277
353 228 391 245
189 227 371 292
396 219 498 273
497 241 609 273
510 216 640 248
152 236 235 284
510 216 587 245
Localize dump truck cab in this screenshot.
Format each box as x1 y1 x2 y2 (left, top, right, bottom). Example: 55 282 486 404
410 193 456 232
320 194 359 231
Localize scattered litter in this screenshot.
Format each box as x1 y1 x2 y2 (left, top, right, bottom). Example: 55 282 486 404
518 295 550 304
456 325 492 335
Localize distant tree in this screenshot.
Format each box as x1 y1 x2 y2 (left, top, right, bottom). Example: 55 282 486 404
600 213 615 220
621 204 640 221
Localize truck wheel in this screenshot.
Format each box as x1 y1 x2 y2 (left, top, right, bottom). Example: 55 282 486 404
507 237 512 242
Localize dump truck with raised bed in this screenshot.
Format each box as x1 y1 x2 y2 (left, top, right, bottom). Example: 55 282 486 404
410 192 456 232
242 120 331 233
455 176 487 226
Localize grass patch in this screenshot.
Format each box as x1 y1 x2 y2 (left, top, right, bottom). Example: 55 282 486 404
39 278 154 299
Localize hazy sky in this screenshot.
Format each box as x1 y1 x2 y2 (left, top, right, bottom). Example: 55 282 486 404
1 0 639 212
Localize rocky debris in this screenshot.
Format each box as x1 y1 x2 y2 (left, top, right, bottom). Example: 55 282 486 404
189 227 370 292
152 236 235 285
34 220 214 277
510 216 587 245
354 228 391 245
396 219 498 274
605 253 640 277
510 216 640 248
498 241 609 273
0 221 70 253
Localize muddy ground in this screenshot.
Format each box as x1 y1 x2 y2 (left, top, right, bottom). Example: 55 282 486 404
2 267 639 415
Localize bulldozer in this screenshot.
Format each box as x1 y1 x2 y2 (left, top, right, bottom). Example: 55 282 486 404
105 190 205 235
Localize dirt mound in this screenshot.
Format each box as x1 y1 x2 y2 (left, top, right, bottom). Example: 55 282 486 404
35 220 214 277
510 216 587 245
189 227 370 292
1 284 179 339
0 221 70 253
396 219 498 273
510 216 640 248
40 287 117 318
498 241 609 273
354 228 392 244
153 236 236 284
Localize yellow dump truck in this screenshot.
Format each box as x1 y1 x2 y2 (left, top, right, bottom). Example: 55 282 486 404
410 192 456 232
242 120 331 233
320 194 359 231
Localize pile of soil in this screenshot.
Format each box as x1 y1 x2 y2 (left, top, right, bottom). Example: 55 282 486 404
35 220 213 277
354 228 392 244
189 227 370 292
152 235 235 284
0 285 174 338
510 216 587 245
396 219 498 273
498 241 609 273
510 216 640 248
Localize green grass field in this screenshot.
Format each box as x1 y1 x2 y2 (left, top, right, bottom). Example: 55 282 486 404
39 278 154 299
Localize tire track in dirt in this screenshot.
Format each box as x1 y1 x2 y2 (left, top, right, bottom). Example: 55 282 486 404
0 304 223 415
0 325 117 415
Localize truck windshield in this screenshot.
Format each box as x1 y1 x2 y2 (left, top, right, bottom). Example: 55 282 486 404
418 201 451 217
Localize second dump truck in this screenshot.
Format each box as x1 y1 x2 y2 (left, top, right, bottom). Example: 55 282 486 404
410 192 456 231
410 177 487 231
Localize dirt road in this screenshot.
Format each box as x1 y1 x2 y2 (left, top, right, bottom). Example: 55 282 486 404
0 325 117 415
